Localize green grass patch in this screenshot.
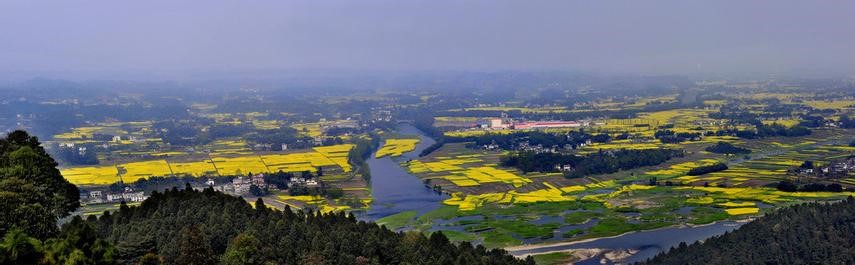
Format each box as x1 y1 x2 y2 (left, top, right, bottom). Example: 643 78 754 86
587 217 672 238
376 210 418 230
564 211 602 224
688 207 730 225
561 229 584 238
488 219 559 239
433 230 478 242
533 252 577 265
481 230 521 248
417 205 461 223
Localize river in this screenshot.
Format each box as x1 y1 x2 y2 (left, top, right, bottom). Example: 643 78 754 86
359 124 448 220
508 221 745 264
358 125 746 263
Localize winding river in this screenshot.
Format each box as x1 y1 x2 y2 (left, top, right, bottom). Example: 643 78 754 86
360 125 747 263
360 124 448 220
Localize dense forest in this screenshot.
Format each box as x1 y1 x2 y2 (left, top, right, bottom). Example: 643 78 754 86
642 197 855 265
0 130 530 265
501 149 683 178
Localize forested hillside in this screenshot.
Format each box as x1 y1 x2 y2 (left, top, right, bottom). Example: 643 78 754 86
642 197 855 265
85 186 533 265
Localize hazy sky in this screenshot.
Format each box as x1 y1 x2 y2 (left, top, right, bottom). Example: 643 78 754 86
1 1 853 78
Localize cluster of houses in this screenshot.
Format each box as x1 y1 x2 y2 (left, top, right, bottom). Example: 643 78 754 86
58 142 90 156
81 171 328 206
518 140 593 153
82 187 148 204
288 176 320 187
226 174 268 194
213 173 321 195
791 157 855 178
480 139 594 153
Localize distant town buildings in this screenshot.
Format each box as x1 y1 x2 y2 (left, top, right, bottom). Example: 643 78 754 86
82 187 149 204
228 174 268 195
251 174 266 188
106 191 146 202
476 118 587 130
791 157 855 179
232 176 252 195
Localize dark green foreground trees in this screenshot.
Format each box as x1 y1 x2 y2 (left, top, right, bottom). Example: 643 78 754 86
0 131 80 239
643 197 855 265
0 131 115 264
88 186 533 265
0 130 532 265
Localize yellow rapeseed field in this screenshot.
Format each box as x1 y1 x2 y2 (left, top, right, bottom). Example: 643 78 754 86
60 166 120 185
170 160 217 176
314 144 355 172
61 144 356 184
443 182 576 210
719 201 756 207
119 160 173 183
434 166 530 187
375 138 420 158
725 207 759 215
211 156 269 176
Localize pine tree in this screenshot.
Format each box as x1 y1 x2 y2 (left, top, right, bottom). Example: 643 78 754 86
174 226 216 265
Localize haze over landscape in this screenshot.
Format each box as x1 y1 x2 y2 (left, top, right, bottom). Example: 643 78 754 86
1 1 854 265
1 0 854 80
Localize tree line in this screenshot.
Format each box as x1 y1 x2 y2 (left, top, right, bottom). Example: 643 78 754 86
776 180 845 193
446 131 609 151
501 148 683 178
686 163 728 176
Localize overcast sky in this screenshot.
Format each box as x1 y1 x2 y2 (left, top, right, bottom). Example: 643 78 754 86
1 1 853 79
